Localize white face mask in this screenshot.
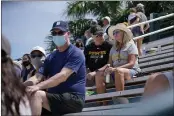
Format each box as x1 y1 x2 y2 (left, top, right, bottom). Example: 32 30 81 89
52 35 66 47
31 57 45 69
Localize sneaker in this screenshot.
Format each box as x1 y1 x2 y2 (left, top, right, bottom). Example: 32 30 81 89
86 91 95 96
112 97 129 104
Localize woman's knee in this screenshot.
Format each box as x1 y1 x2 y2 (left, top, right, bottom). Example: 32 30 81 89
31 91 45 102
115 68 123 73
114 68 125 76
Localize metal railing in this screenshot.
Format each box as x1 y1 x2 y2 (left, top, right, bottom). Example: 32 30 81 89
133 25 174 41
126 13 174 41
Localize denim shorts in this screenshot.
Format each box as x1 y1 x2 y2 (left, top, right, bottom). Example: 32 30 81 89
131 26 143 37
111 69 138 80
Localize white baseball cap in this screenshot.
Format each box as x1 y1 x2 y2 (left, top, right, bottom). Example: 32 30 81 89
30 46 46 56
137 3 144 8
102 16 111 23
128 13 137 21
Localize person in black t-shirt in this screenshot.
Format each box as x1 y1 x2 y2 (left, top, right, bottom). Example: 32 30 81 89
21 54 35 82
84 25 112 100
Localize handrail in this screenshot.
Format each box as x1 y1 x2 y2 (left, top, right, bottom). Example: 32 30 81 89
133 25 174 40
127 13 174 29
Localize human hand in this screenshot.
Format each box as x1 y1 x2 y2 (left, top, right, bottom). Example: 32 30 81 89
26 85 40 96
105 67 114 75
87 71 96 80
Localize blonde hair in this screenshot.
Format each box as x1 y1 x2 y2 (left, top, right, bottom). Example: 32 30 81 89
113 30 132 50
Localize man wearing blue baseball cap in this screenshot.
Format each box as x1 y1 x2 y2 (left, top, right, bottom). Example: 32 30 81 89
24 21 86 115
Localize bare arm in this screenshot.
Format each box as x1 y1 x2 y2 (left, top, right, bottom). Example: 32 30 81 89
113 54 136 70
96 55 112 72
140 24 145 34
144 23 150 32
107 55 113 67
24 73 44 86
36 68 73 90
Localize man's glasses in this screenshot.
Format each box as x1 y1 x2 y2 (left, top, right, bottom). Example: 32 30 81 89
113 30 120 36
51 31 65 36
31 54 43 58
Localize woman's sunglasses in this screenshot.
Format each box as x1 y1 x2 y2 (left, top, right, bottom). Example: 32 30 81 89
31 54 43 58
93 33 103 38
113 30 120 36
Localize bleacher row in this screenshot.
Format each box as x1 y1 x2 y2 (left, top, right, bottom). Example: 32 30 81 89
65 36 174 115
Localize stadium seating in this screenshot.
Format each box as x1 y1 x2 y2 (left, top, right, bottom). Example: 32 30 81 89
65 36 174 115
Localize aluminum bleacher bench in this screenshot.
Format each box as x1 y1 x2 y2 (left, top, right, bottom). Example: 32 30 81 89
65 90 173 115
139 45 174 59
140 57 174 68
85 88 144 103
82 103 138 112
142 36 174 50
141 63 174 73
139 51 174 63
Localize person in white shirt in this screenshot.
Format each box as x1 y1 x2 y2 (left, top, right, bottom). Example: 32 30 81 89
102 16 111 41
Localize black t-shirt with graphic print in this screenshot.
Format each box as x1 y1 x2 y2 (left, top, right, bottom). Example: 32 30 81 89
84 41 112 72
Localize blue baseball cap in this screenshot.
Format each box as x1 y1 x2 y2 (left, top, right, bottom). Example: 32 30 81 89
50 21 69 32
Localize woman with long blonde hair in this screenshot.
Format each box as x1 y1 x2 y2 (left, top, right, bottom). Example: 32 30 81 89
105 23 141 103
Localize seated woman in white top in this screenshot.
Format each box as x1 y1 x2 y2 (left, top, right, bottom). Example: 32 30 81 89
105 23 141 92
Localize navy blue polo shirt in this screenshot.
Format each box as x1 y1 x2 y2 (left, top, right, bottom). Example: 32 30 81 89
38 44 86 97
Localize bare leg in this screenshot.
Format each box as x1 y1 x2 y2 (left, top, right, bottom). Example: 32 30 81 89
113 68 131 104
114 68 131 91
137 38 143 56
29 90 50 115
95 71 106 105
142 73 170 100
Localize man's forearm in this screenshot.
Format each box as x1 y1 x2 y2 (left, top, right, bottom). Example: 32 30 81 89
36 72 66 90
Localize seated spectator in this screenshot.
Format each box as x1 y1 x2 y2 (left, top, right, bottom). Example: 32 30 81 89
102 16 111 41
1 35 31 115
85 20 98 46
142 71 174 100
85 29 93 46
30 46 49 115
24 21 86 116
75 39 84 50
30 46 46 73
102 16 111 33
105 23 141 103
84 25 112 104
21 54 35 82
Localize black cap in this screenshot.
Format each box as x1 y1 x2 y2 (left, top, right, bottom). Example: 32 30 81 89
90 25 103 35
50 21 69 32
2 35 11 56
90 19 98 27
